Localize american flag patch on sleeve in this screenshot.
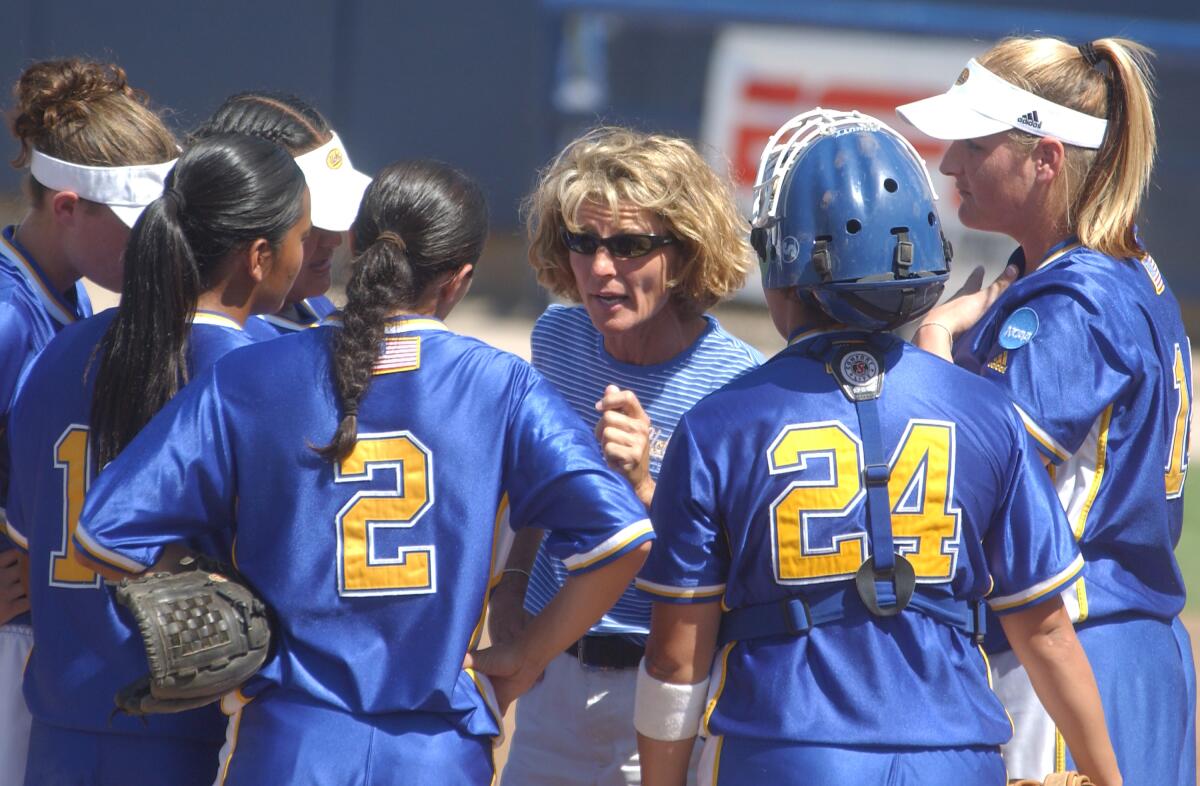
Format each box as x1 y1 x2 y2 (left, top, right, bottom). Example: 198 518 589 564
1139 256 1165 295
373 335 421 375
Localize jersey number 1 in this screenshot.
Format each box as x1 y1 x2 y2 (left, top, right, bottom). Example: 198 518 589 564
335 432 437 597
1165 341 1191 499
50 426 100 588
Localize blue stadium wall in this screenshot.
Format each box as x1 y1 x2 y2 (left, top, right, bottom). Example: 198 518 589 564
2 0 1197 318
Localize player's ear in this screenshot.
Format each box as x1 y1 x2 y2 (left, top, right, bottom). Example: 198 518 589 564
434 263 474 319
50 190 82 225
1032 137 1066 184
245 238 274 283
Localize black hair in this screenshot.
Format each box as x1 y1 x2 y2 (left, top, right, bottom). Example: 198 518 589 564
190 91 331 155
91 133 307 466
318 160 488 462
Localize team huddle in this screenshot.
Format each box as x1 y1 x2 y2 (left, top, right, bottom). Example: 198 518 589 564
0 32 1190 786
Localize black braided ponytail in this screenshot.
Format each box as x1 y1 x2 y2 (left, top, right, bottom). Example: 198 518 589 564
317 160 488 462
190 91 331 155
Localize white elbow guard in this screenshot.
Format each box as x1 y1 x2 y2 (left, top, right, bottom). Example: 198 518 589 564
633 657 710 741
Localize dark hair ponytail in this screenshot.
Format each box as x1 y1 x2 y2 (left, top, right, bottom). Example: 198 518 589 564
191 91 331 155
91 134 306 466
318 160 488 462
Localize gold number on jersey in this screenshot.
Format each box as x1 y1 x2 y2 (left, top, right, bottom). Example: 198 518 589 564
769 422 866 581
770 419 960 584
50 426 100 588
335 432 436 596
1165 341 1191 499
887 422 960 580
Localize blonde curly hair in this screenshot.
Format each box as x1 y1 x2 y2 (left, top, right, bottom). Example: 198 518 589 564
524 126 753 316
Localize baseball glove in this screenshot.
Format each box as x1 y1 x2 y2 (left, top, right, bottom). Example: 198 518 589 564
115 557 271 714
1009 773 1093 786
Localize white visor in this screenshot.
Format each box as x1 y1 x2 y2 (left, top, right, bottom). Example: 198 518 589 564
29 150 177 227
896 59 1108 149
293 131 372 231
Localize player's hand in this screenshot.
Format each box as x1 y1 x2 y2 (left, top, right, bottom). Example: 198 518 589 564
595 385 655 507
463 641 542 714
0 549 30 625
487 572 533 646
921 263 1019 339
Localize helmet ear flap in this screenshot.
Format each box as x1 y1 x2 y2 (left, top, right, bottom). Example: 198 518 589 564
750 227 769 263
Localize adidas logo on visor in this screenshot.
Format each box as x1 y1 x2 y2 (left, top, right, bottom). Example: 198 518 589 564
1016 110 1042 129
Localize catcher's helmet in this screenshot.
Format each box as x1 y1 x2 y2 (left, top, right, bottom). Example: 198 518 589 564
750 108 952 330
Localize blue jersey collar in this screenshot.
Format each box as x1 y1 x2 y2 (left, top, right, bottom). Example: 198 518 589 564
787 324 873 347
0 225 85 326
321 313 451 334
1009 235 1081 278
257 298 324 333
191 310 246 331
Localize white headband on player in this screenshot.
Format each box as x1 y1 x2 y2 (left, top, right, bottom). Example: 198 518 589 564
29 150 177 228
896 58 1108 149
293 131 372 232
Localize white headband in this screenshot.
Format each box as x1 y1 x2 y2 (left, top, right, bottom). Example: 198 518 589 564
293 130 372 232
896 58 1108 149
29 150 176 227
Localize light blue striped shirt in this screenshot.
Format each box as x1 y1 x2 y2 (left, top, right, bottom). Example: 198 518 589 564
523 304 763 638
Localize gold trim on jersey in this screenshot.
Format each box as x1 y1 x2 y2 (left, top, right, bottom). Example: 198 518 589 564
698 735 724 786
702 642 735 737
1073 406 1112 540
562 519 653 572
465 668 505 747
1013 404 1070 461
1075 578 1089 623
468 496 510 653
384 318 448 334
988 554 1084 611
191 310 245 331
1035 242 1082 273
786 325 854 346
462 496 510 749
634 578 725 600
4 520 28 550
0 231 78 326
217 690 253 785
73 526 147 574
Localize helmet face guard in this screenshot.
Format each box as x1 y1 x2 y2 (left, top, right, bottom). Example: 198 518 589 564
750 109 952 330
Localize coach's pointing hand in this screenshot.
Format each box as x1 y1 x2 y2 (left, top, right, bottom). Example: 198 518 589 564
595 385 655 508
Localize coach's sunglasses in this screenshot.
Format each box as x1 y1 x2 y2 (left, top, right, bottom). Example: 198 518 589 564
560 228 678 259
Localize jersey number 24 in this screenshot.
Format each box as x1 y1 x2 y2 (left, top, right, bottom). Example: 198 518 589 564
768 419 961 585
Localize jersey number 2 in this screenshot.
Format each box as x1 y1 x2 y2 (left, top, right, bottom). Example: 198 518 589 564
335 432 436 597
769 419 961 585
50 426 100 588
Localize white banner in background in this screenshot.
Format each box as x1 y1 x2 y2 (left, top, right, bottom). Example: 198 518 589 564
701 26 1013 302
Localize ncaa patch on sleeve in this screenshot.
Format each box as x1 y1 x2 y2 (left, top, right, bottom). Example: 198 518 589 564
998 307 1039 350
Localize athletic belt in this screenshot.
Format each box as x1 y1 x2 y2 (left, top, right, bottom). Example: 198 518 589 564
718 588 985 648
566 634 645 670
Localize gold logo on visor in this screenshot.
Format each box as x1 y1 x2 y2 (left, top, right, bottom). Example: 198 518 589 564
955 68 970 86
326 148 344 170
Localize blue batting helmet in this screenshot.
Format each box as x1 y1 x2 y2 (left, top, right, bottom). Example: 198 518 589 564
750 109 952 330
